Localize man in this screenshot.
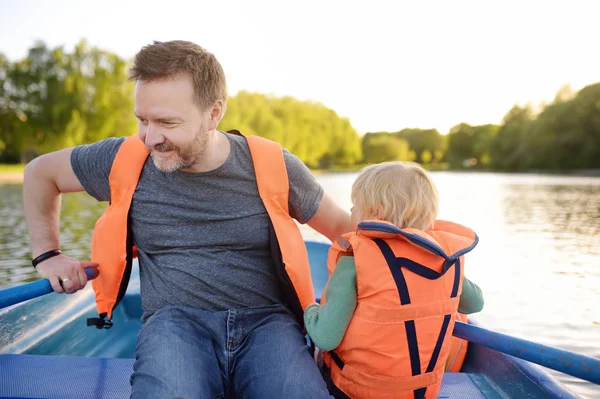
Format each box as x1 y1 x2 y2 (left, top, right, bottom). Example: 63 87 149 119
23 40 351 398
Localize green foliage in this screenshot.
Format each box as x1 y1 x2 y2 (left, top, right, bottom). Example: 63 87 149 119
0 40 136 162
361 128 445 165
361 133 410 163
0 40 362 168
395 128 446 163
487 83 600 171
421 150 432 164
446 123 499 168
1 40 599 172
219 91 362 168
362 80 600 173
0 163 25 173
488 104 536 170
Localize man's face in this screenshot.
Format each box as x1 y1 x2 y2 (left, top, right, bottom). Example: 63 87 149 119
134 73 210 173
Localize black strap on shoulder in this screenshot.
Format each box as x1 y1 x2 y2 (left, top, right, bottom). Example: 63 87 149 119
374 239 412 305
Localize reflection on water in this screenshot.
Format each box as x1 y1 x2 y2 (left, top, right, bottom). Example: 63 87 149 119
1 172 600 398
0 184 107 287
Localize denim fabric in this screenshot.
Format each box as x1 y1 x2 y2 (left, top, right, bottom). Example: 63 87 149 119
130 304 332 399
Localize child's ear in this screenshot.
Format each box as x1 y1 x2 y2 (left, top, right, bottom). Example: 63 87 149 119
374 206 384 220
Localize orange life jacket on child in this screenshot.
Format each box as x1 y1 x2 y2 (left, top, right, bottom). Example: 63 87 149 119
322 220 478 399
86 131 316 328
444 313 469 373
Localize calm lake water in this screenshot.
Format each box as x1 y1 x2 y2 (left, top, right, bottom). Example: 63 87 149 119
1 171 599 398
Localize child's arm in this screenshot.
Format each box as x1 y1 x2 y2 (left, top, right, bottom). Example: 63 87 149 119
303 256 357 351
458 277 484 314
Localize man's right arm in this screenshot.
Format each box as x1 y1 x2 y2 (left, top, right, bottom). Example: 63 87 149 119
23 137 124 294
23 148 98 294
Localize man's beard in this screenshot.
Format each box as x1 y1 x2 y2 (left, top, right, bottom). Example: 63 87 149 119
149 128 209 173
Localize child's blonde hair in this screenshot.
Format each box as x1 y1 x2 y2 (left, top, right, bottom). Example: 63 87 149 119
351 161 439 230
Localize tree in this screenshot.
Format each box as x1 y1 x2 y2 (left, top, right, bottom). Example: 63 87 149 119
361 133 410 163
219 91 362 168
421 150 432 164
489 104 536 170
446 123 476 168
394 128 445 163
0 40 136 161
487 83 600 171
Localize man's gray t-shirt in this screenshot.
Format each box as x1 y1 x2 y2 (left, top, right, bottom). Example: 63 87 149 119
71 132 324 320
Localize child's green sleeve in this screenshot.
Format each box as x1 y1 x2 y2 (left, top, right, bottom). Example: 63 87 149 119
458 277 484 314
303 256 358 351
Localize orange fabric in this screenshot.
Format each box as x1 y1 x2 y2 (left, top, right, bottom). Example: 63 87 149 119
90 135 149 319
89 132 315 321
323 220 477 399
445 313 469 372
245 135 315 310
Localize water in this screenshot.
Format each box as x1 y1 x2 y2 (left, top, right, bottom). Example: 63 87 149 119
1 172 599 398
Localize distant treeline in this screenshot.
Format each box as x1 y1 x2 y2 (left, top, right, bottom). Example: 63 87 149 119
1 40 599 171
356 82 600 171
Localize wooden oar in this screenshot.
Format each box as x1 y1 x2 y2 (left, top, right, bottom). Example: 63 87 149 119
454 321 600 385
0 268 97 310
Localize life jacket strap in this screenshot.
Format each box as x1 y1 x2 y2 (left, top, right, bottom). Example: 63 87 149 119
86 313 113 329
329 350 345 370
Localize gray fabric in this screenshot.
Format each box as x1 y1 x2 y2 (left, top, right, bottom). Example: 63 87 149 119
71 132 324 320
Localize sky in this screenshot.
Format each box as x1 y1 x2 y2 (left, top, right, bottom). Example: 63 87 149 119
1 0 599 135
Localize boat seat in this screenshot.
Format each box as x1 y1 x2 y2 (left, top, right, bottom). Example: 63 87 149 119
0 353 487 399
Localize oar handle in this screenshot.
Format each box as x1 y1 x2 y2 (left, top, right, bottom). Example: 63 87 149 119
0 268 98 310
453 321 600 385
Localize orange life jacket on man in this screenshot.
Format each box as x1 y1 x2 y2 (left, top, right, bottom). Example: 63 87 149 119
322 220 478 399
86 131 316 329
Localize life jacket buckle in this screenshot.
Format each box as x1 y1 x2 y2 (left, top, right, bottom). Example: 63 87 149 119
86 315 114 329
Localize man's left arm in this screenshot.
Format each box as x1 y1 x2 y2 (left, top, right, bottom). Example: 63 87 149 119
284 150 352 243
307 192 352 243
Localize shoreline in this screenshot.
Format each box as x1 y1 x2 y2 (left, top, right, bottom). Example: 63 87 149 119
0 172 24 183
314 168 600 177
2 168 600 184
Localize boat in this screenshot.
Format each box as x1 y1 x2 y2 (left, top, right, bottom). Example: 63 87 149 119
0 240 598 398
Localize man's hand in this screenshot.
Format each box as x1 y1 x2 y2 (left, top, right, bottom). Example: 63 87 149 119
35 255 99 294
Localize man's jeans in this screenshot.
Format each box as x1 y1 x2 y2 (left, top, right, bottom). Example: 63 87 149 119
130 304 333 399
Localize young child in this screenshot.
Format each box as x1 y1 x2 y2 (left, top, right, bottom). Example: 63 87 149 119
304 161 483 399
